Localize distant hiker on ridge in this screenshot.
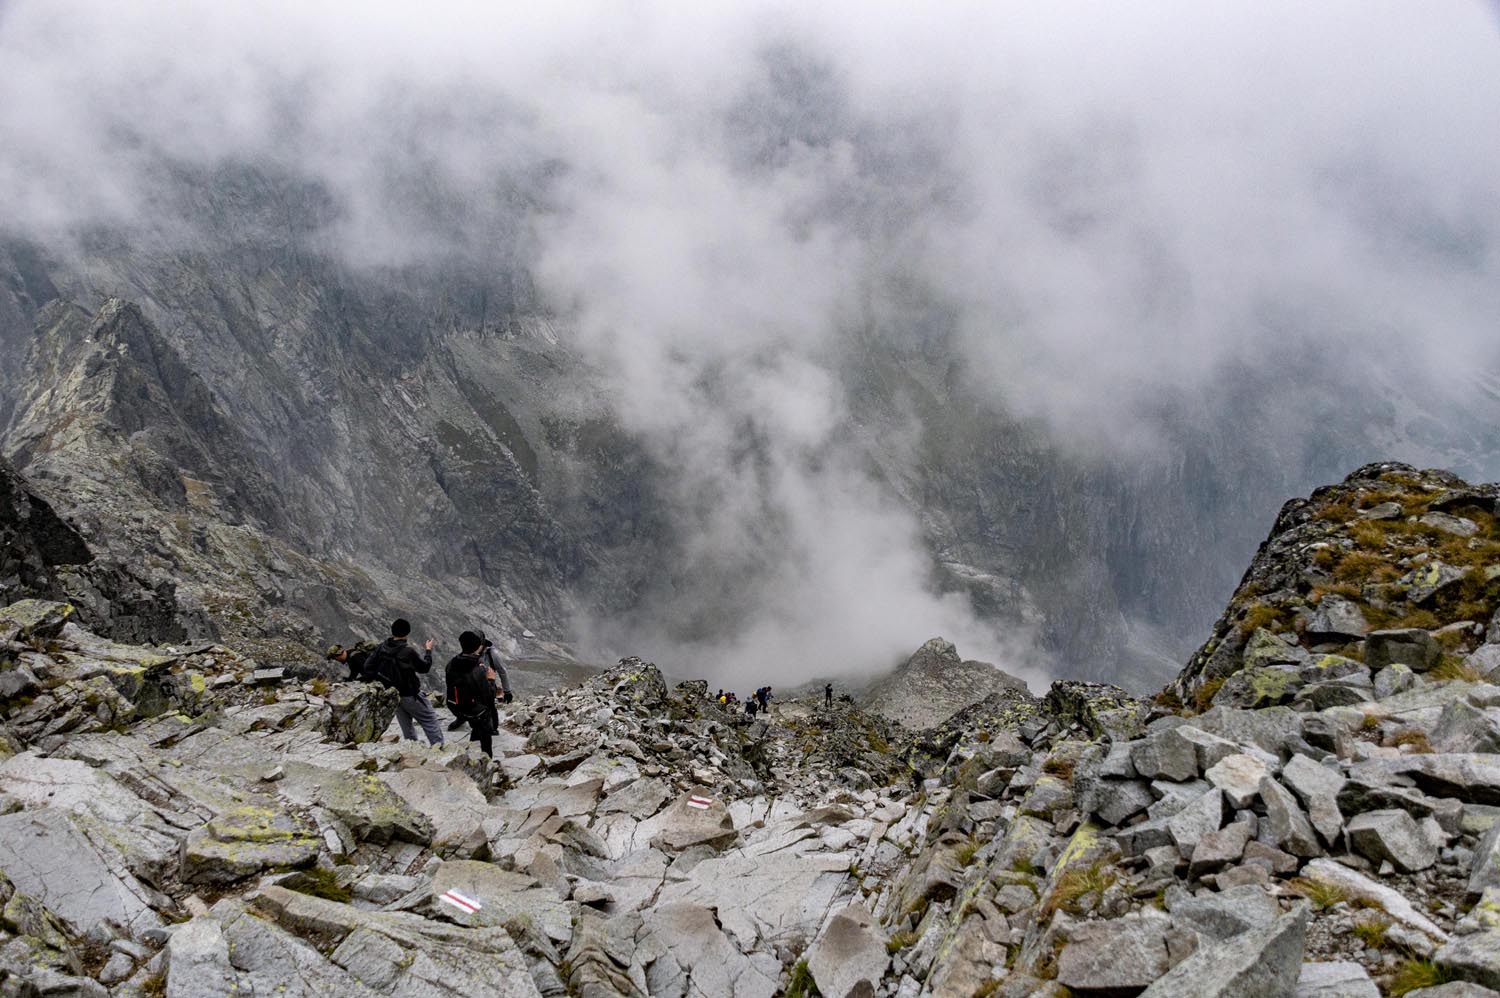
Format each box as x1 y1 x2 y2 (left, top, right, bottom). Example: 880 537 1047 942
824 683 833 708
365 618 444 746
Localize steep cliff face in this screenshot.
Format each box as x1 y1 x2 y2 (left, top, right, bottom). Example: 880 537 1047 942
3 203 1500 685
0 294 583 665
0 454 197 643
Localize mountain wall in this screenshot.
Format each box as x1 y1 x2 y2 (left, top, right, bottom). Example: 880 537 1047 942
4 200 1500 687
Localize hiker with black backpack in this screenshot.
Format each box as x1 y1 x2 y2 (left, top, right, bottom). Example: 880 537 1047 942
446 629 514 731
366 618 444 747
446 630 499 757
325 640 378 682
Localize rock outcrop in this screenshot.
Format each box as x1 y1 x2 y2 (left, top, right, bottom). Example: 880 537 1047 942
10 465 1500 994
860 637 1031 729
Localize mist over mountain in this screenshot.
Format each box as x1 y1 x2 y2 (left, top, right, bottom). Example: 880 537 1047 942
2 1 1498 688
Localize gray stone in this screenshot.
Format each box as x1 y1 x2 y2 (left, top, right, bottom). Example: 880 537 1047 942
251 885 545 997
1189 706 1304 757
1299 858 1448 945
1166 883 1280 940
1281 754 1346 847
1206 754 1271 810
643 791 739 853
1080 778 1156 825
1470 823 1500 897
0 599 74 640
181 822 321 884
0 809 164 939
1436 928 1500 990
1057 915 1177 995
423 861 575 944
1149 779 1213 819
1350 754 1500 806
1244 840 1299 875
1131 727 1200 782
1434 697 1500 754
1375 662 1418 698
654 846 853 952
1175 726 1243 771
1408 985 1500 997
1019 776 1073 820
643 901 781 998
1167 788 1225 859
1295 961 1379 998
380 766 490 848
1306 598 1370 642
1360 502 1404 520
1367 629 1443 672
1259 775 1322 858
0 663 39 700
1301 655 1369 684
165 917 239 998
1421 512 1481 537
1139 903 1308 998
1242 628 1311 671
1402 562 1473 606
324 682 399 744
807 903 889 998
1468 646 1500 683
1217 665 1305 709
1189 821 1252 877
98 950 135 984
1116 816 1176 858
1297 671 1374 710
272 762 433 845
1350 810 1440 870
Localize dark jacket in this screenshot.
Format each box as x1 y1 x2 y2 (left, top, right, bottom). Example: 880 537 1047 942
368 637 433 697
347 640 378 682
445 652 480 710
446 653 497 734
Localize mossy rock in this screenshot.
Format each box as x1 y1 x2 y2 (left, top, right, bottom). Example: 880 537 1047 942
0 600 74 642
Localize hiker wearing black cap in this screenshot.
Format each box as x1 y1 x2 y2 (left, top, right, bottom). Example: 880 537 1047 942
446 631 499 757
447 629 514 731
365 618 443 746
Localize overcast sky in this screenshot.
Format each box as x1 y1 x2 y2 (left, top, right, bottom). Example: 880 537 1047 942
2 2 1497 681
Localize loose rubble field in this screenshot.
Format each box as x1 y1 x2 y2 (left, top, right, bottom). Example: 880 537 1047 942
7 463 1500 996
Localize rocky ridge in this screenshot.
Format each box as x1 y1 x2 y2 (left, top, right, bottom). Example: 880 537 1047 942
10 466 1500 994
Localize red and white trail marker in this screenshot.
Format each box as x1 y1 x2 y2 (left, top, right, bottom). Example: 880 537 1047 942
440 889 483 914
687 795 713 810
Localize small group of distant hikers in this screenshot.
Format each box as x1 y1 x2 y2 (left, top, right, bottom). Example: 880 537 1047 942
325 618 513 757
714 686 774 717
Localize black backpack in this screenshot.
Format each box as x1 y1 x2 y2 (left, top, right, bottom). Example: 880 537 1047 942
453 659 494 716
365 644 403 692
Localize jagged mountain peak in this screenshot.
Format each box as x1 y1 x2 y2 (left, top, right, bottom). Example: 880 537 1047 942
1173 461 1500 710
859 636 1032 730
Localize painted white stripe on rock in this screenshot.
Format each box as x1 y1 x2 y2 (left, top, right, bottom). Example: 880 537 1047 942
440 889 482 913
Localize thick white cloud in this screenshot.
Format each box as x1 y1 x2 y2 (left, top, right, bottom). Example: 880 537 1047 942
1 1 1496 684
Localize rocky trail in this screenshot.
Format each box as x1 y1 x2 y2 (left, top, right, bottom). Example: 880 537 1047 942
9 463 1500 996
